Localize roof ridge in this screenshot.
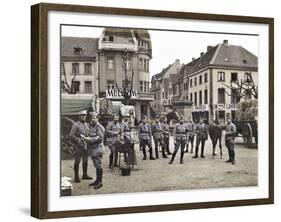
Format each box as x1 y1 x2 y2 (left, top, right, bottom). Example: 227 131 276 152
210 43 221 65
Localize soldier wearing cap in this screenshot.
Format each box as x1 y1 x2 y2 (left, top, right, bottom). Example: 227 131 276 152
161 117 172 155
193 118 208 158
169 115 188 164
152 116 167 159
69 110 92 183
225 117 237 165
185 118 195 153
82 114 105 189
106 114 122 169
138 116 155 160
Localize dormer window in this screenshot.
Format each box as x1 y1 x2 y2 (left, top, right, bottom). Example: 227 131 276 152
74 47 83 55
243 59 247 64
109 35 114 42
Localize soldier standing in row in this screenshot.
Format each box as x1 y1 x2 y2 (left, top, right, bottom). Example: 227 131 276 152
161 117 172 155
152 116 167 159
193 118 208 158
225 118 237 165
138 116 155 160
106 115 122 169
82 114 105 189
169 115 188 164
69 110 92 183
185 118 195 153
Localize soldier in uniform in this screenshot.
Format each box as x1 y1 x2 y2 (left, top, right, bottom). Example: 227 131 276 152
152 116 167 159
185 118 195 153
192 118 208 158
138 116 155 160
169 115 188 164
69 110 92 183
82 114 105 189
161 117 172 155
225 118 237 165
106 115 122 169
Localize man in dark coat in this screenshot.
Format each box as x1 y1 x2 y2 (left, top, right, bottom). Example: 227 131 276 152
152 117 167 159
69 110 92 183
193 118 208 158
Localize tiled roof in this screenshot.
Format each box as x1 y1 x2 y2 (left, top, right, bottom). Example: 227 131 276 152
151 64 172 81
61 37 99 60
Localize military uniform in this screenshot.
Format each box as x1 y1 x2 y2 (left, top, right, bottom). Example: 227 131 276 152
185 121 195 153
162 122 172 155
169 122 188 164
193 122 208 158
87 122 105 188
152 122 167 158
138 122 155 160
106 121 122 168
69 120 91 182
225 122 237 164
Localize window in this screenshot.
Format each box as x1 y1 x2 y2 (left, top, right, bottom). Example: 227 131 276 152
231 88 239 104
194 92 197 106
107 80 115 90
218 72 225 82
144 81 147 93
109 35 114 42
194 77 197 86
162 92 165 99
84 63 92 74
231 72 238 82
107 57 114 70
72 63 79 74
190 93 193 102
125 60 130 70
199 75 202 85
84 81 92 93
218 88 225 104
244 72 251 83
190 79 193 88
72 81 80 93
204 89 208 104
204 73 208 83
139 81 143 92
199 90 202 105
139 58 143 70
147 82 150 92
74 47 82 55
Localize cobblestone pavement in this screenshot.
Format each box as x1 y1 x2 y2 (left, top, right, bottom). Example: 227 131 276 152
61 137 258 196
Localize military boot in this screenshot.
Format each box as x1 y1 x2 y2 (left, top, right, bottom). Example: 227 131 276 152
109 154 114 169
169 152 176 164
89 168 99 186
192 146 199 158
180 152 184 164
142 148 147 160
94 169 103 189
74 164 80 183
149 150 155 160
82 162 93 180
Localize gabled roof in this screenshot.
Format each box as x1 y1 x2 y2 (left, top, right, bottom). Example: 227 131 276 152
151 64 172 82
61 37 99 60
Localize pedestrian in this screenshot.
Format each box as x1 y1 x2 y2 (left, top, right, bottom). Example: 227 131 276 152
225 118 237 165
152 116 167 159
169 115 188 164
161 117 172 155
138 116 155 160
82 114 105 189
106 114 122 169
185 118 195 153
192 118 208 158
69 110 92 183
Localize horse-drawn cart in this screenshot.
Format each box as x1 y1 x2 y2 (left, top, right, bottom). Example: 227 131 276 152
233 120 258 147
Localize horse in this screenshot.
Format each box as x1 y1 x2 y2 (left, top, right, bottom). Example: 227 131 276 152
208 121 223 159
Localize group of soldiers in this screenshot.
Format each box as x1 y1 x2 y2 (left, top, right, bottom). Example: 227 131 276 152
68 110 237 190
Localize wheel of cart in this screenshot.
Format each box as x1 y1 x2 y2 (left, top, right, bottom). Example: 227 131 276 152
233 120 257 148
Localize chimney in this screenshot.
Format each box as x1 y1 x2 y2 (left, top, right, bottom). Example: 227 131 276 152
223 39 229 45
207 45 213 51
175 59 180 63
200 52 204 56
192 57 195 61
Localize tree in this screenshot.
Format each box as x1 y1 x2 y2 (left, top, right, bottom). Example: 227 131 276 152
61 63 78 94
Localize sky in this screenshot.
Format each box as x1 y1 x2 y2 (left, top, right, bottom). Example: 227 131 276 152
62 25 258 77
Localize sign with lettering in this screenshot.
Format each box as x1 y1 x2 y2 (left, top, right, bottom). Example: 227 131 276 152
106 89 138 99
194 104 209 111
215 104 236 110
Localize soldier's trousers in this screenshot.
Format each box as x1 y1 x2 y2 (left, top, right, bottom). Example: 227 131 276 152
154 138 166 158
91 155 103 170
225 139 235 161
186 133 194 152
195 136 206 156
140 140 153 158
170 140 185 162
108 144 118 166
74 147 89 176
164 137 171 154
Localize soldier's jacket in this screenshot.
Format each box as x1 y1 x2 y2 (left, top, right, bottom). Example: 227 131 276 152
161 122 170 139
173 122 188 142
106 121 122 145
195 123 208 140
69 121 89 149
87 123 105 157
138 122 152 141
186 122 195 133
225 122 237 142
151 122 163 140
121 121 131 142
